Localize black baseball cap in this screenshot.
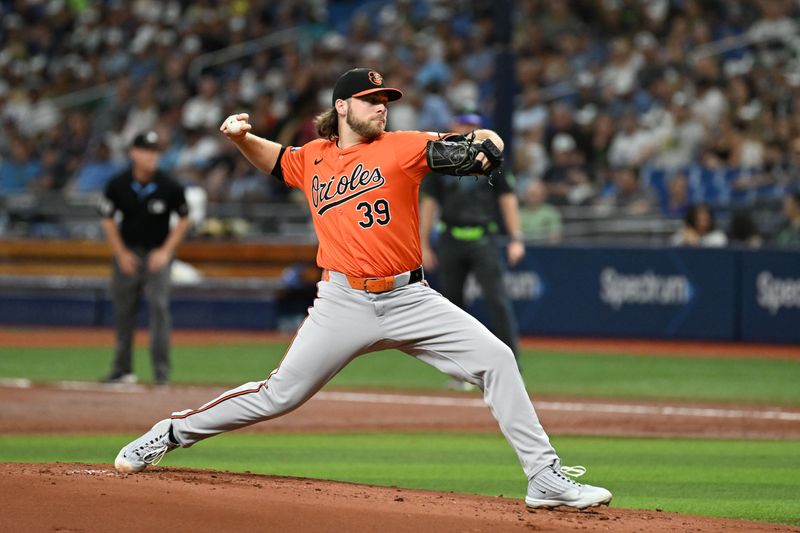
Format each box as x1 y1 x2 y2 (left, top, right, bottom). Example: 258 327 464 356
130 130 160 150
331 68 403 106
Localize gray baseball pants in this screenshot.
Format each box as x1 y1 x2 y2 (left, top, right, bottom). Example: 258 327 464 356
109 248 172 382
170 275 558 479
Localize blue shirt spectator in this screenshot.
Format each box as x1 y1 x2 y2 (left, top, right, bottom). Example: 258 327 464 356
70 143 124 193
0 139 41 194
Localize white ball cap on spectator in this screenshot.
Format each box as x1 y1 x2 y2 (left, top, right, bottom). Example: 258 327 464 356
634 31 658 49
671 91 690 107
576 71 595 88
553 133 577 153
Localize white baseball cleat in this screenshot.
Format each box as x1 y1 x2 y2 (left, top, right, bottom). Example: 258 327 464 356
114 419 178 473
525 461 612 510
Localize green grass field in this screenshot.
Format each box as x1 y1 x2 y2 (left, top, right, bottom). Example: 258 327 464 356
0 433 798 525
1 340 799 525
1 343 799 405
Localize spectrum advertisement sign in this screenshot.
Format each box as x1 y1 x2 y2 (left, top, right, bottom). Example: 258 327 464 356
463 246 737 340
740 250 800 342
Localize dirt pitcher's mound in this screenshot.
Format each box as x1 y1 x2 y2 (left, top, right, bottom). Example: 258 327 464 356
2 463 796 533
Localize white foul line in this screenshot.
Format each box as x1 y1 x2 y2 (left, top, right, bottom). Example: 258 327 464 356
1 379 798 422
316 391 800 422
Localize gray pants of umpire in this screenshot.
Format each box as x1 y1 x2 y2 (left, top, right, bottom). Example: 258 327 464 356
109 248 172 383
437 235 519 358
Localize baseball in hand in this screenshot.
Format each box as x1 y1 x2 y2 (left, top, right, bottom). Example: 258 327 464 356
226 116 244 135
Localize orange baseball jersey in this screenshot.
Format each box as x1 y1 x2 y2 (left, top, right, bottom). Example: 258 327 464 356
276 131 442 277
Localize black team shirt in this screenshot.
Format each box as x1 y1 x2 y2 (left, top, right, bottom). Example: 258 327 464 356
100 169 189 250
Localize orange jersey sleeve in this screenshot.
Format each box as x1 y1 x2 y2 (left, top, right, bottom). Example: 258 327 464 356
278 131 441 277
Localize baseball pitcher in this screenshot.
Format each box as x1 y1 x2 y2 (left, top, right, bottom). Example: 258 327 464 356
114 68 611 510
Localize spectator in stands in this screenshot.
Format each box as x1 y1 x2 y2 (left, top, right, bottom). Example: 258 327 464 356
172 126 222 187
585 112 615 179
68 141 123 194
705 118 741 167
519 179 562 244
599 37 643 101
416 81 452 132
691 72 729 129
34 145 69 191
773 191 800 247
727 208 763 248
15 86 61 139
607 112 653 169
542 132 594 206
594 166 655 216
99 131 191 386
122 83 159 146
634 31 665 93
513 124 549 192
650 92 706 171
5 0 800 239
0 138 41 194
513 86 548 134
662 173 691 219
182 75 224 131
670 203 728 247
544 103 588 159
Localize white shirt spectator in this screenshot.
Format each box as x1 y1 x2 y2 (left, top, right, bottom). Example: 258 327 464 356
608 129 655 168
692 86 729 127
182 76 223 130
650 95 706 170
608 115 655 168
599 39 644 96
671 228 728 247
514 87 548 133
740 137 764 168
174 134 220 171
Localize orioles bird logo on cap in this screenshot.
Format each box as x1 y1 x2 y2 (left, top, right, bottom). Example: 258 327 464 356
368 71 383 86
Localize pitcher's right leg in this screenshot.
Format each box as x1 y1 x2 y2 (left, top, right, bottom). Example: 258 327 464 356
170 282 380 446
115 281 379 472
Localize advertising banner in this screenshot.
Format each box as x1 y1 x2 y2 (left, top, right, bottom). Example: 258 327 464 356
460 246 737 340
740 250 800 343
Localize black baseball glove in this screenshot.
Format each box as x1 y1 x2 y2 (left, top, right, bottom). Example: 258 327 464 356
426 134 504 177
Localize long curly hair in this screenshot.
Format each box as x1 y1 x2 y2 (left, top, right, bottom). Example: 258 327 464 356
314 108 338 140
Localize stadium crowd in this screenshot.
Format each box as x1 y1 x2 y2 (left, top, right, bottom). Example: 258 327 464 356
1 0 799 244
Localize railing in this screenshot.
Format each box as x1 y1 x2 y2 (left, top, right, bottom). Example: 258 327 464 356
0 191 316 242
187 27 301 81
1 189 685 245
689 19 800 63
48 83 114 112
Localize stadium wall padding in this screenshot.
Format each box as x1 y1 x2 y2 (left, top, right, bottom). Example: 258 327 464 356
431 246 800 343
0 246 798 343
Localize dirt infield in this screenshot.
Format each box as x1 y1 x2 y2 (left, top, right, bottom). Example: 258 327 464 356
2 389 799 533
2 327 799 532
4 462 798 533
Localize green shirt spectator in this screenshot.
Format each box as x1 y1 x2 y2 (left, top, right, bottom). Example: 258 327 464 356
774 192 800 247
519 179 563 243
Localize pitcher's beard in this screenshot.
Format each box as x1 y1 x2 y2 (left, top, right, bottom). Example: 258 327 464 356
346 109 385 140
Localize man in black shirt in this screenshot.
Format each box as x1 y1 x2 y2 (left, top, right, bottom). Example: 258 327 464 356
99 131 190 385
420 113 525 380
